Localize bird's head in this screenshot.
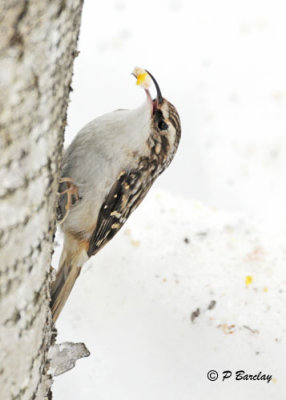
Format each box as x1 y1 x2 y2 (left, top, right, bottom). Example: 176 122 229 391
132 68 181 155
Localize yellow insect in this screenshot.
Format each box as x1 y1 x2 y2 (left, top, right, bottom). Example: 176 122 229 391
132 66 152 89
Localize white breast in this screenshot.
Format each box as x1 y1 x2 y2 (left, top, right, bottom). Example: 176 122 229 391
61 100 151 237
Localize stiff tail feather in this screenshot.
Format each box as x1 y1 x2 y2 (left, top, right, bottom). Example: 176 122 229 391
50 253 82 323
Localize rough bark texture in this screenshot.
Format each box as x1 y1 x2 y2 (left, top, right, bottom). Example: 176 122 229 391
0 1 83 399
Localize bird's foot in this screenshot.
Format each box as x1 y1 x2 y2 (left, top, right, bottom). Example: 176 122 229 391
57 177 79 224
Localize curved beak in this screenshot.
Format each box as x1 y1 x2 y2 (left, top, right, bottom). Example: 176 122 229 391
131 69 163 112
145 70 163 106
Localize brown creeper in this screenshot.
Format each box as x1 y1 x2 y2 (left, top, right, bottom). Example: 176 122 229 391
51 68 181 322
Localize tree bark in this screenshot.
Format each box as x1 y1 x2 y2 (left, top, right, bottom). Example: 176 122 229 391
0 1 83 399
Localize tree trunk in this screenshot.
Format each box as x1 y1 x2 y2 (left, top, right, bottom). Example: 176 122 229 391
0 1 83 399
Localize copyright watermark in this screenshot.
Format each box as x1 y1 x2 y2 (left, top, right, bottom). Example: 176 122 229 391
207 370 219 381
207 370 272 383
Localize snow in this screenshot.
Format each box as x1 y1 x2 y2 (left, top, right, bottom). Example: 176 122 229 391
53 193 286 400
53 0 286 399
49 342 90 377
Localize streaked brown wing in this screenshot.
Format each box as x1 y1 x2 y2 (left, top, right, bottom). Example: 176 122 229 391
87 169 152 257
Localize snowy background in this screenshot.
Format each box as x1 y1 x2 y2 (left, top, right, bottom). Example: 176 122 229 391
53 0 286 399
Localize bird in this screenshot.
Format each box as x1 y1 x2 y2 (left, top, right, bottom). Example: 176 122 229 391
51 68 181 322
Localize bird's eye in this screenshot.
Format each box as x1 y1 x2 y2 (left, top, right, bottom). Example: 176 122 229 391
158 120 168 131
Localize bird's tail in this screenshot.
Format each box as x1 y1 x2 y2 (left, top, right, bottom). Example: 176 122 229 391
50 250 82 323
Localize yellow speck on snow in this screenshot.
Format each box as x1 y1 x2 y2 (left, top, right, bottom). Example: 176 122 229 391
131 239 140 248
245 275 253 288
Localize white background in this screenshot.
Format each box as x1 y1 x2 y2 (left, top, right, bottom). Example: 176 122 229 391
53 1 286 399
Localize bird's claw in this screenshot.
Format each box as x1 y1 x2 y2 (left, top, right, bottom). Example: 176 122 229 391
57 177 79 224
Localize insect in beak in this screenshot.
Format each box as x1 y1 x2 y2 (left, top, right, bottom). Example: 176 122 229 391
132 68 163 113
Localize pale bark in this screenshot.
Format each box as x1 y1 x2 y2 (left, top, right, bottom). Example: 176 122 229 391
0 1 83 399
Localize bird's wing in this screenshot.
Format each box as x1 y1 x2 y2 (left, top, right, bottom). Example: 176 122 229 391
87 168 152 257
